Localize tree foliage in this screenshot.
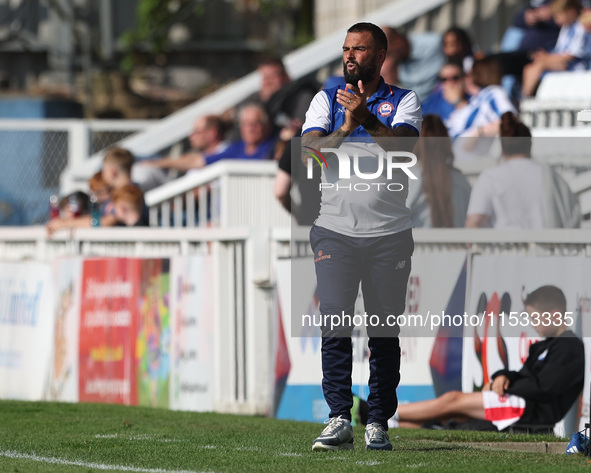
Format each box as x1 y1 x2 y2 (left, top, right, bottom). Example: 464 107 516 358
120 0 204 73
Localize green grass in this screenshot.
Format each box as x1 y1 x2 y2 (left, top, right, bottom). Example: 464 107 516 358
0 400 587 473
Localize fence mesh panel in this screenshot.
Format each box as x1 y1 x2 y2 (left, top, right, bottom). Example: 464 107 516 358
0 124 144 225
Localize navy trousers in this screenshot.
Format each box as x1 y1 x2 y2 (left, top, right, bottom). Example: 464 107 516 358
310 225 413 429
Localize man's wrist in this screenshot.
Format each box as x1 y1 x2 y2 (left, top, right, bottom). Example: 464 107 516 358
361 113 380 131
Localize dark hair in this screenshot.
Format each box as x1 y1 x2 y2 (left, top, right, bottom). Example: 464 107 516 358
524 285 567 313
443 58 465 74
347 22 388 52
414 114 455 228
59 191 90 216
471 57 503 88
500 112 532 156
443 27 474 58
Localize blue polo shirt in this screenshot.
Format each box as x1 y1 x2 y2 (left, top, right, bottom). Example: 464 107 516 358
205 136 276 165
302 78 421 138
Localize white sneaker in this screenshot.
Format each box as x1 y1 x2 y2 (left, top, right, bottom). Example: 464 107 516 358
365 422 392 450
312 416 354 451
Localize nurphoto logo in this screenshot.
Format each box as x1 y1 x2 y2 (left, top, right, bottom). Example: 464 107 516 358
304 147 418 192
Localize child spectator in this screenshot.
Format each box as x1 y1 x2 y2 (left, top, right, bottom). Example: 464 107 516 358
58 191 90 219
88 171 112 216
102 147 135 190
46 147 137 235
522 0 591 96
112 184 148 227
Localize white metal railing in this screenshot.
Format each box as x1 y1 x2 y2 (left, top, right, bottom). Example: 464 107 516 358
143 160 291 228
273 227 591 259
520 71 591 129
5 226 589 262
0 225 270 415
2 226 591 414
579 110 591 123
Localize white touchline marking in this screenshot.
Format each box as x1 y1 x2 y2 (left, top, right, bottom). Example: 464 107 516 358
278 452 303 457
94 434 181 443
0 449 210 473
355 460 382 466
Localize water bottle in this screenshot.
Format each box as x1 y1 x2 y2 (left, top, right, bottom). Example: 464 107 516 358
90 193 101 227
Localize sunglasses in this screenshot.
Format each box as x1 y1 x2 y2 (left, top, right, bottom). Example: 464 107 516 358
439 75 462 82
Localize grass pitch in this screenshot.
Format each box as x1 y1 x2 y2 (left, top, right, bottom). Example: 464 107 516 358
0 400 587 473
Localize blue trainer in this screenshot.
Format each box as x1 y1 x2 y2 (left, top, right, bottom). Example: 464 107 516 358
566 431 589 455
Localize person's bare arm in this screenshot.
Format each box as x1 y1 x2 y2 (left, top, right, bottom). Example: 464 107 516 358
274 168 292 212
465 214 489 228
46 214 118 236
536 53 573 70
142 152 205 171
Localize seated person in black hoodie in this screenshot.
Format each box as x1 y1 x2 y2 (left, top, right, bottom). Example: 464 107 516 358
389 285 584 432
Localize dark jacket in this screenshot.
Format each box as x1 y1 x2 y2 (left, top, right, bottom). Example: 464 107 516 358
492 330 584 427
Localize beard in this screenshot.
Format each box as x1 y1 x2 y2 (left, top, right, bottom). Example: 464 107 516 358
343 55 379 85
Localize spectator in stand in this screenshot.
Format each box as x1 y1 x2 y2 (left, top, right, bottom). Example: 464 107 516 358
441 27 482 97
88 171 112 215
515 0 561 52
258 57 318 129
233 57 317 148
522 0 591 97
205 103 276 165
488 0 560 101
447 57 516 161
380 26 412 85
442 27 476 73
407 115 471 228
46 147 138 234
140 115 228 173
101 147 136 191
112 184 149 227
465 112 580 228
421 60 470 122
58 191 90 219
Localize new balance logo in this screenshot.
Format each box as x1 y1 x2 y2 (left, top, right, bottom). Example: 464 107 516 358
394 260 406 270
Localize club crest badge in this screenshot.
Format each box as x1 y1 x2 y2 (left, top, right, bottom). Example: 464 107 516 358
378 102 394 117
